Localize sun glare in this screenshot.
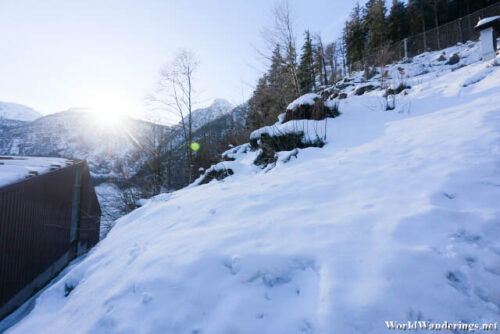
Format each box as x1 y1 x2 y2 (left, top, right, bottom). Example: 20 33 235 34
91 110 125 132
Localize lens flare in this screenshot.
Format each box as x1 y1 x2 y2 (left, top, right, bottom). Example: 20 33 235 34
190 142 200 151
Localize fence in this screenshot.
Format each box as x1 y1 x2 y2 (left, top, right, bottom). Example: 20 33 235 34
0 160 101 319
354 1 500 69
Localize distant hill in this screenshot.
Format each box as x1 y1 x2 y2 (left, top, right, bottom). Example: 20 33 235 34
0 101 42 122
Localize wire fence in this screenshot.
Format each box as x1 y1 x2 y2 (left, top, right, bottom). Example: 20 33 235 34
353 1 500 70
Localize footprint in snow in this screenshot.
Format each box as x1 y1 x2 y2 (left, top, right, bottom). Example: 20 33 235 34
141 292 153 304
443 192 455 199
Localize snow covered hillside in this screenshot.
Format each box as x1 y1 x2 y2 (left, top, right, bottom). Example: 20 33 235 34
4 42 500 333
0 101 41 122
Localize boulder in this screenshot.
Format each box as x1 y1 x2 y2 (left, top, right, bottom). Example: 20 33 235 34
284 97 337 122
385 84 411 96
446 53 460 65
199 167 234 185
354 84 376 96
251 132 324 166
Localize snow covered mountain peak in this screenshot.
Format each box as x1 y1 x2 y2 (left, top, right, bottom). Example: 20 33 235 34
0 101 42 122
190 98 234 130
210 98 233 110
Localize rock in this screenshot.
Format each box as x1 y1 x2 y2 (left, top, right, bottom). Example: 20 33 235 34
437 53 447 61
385 84 411 96
199 167 234 185
354 84 376 96
251 132 324 166
446 53 460 65
284 99 331 123
338 93 348 99
336 83 352 90
320 88 339 100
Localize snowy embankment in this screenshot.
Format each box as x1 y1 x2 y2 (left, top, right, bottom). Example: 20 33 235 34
4 42 500 333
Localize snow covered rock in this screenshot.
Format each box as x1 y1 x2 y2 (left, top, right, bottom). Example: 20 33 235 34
284 93 339 123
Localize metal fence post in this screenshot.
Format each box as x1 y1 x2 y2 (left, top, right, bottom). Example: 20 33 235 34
404 38 408 59
458 18 463 43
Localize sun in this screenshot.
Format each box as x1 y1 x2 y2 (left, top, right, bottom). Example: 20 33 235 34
91 109 126 132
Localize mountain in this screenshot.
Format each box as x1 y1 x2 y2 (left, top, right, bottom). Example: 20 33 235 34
190 98 234 130
0 101 42 122
4 42 500 333
0 109 158 178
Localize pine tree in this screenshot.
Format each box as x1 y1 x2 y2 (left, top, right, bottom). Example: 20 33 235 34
247 44 296 129
344 3 367 67
388 0 409 42
297 30 316 94
363 0 388 51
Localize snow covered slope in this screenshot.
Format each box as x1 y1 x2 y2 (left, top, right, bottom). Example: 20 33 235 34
0 101 41 122
4 42 500 333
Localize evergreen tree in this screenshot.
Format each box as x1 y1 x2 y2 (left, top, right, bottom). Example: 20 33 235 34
363 0 388 51
388 0 409 42
408 0 430 36
297 30 316 94
247 44 296 129
344 3 367 67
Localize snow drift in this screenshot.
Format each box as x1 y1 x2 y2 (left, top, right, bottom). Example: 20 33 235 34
3 42 500 334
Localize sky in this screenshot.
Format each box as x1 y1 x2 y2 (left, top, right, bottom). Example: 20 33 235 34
0 0 361 120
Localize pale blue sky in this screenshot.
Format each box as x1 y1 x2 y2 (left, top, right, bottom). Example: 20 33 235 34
0 0 363 119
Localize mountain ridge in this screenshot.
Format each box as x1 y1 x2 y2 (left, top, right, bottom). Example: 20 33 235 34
0 101 42 122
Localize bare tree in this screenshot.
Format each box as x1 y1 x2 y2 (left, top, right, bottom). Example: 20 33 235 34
313 33 329 86
338 37 348 77
325 42 338 83
261 0 300 98
140 121 174 194
152 49 199 183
